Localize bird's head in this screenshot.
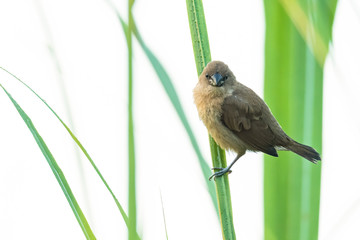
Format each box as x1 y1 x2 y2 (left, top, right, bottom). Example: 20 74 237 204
199 61 235 88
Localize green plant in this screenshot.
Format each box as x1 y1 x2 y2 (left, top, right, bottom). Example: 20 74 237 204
186 0 236 239
0 84 96 239
263 0 337 239
0 67 140 239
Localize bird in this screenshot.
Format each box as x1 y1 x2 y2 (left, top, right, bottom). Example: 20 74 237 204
193 61 321 180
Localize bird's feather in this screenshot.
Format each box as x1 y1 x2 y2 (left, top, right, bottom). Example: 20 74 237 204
221 94 278 157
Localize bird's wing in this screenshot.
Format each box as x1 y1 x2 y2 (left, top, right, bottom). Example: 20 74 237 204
221 95 278 157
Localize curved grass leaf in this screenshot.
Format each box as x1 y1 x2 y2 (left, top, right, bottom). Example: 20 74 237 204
0 67 140 240
132 22 220 214
0 84 96 240
104 0 219 216
33 0 91 214
186 0 236 239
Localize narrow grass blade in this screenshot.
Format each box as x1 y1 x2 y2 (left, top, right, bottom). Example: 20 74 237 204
104 0 219 216
159 190 169 240
127 1 137 240
186 0 236 239
131 22 219 215
33 0 91 216
263 1 337 239
0 67 141 240
0 84 96 240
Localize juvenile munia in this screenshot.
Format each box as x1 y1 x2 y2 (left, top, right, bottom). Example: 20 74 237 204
193 61 321 180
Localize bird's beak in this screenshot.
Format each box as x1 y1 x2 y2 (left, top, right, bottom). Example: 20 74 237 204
211 73 224 87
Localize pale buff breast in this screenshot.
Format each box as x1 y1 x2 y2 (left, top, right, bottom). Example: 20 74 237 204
193 83 247 154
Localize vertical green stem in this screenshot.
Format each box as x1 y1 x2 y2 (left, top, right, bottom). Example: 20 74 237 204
186 0 236 239
128 0 137 239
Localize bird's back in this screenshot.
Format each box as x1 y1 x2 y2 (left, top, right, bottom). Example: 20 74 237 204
223 82 291 151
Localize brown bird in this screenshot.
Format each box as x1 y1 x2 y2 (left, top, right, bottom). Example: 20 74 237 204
193 61 321 180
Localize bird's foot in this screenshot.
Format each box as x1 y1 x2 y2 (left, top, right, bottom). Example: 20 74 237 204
209 167 232 181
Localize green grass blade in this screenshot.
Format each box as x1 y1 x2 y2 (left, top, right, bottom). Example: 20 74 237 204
131 22 219 215
33 0 91 216
0 67 140 240
186 0 236 239
127 1 137 240
104 0 219 216
0 84 96 240
263 1 337 239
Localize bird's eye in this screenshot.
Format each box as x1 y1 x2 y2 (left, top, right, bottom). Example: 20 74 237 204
205 74 210 79
224 75 228 80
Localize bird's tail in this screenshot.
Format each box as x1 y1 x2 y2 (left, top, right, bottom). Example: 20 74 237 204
287 140 321 164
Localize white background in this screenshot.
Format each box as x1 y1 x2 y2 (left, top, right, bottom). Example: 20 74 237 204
0 0 359 239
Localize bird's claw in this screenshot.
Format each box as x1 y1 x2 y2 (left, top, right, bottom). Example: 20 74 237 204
209 168 232 181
